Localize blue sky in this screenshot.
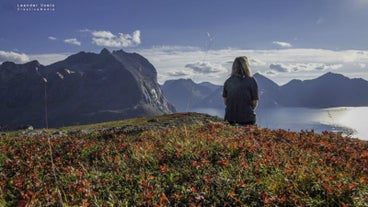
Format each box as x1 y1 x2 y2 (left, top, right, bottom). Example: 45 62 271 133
1 0 368 84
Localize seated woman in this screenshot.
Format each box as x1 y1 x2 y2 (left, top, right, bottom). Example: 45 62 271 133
223 56 259 126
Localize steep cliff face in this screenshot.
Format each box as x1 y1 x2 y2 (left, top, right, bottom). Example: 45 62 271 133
0 49 175 129
112 49 175 113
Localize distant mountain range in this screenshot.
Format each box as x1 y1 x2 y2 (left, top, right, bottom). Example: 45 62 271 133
279 72 368 107
162 72 368 112
0 49 175 129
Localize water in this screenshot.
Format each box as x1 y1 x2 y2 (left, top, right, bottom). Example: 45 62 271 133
193 107 368 140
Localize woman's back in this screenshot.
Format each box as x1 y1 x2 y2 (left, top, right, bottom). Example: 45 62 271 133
222 56 259 125
223 76 258 124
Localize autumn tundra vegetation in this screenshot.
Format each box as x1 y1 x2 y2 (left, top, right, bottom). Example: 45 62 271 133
1 113 367 206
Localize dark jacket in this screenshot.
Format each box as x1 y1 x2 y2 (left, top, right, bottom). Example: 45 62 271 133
223 76 258 124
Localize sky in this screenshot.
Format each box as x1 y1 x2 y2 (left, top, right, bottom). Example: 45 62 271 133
1 0 368 85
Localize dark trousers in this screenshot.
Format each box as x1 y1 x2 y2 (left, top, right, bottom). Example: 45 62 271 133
227 120 255 126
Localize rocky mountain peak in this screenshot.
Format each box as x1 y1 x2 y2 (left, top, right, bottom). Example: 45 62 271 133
0 50 175 129
100 48 111 56
112 49 157 80
317 72 347 81
26 60 41 67
112 49 126 55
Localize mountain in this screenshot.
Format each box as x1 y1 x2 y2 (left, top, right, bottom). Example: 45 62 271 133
161 79 218 111
0 49 175 129
198 81 221 92
253 73 281 108
194 74 282 110
162 72 368 113
195 86 224 109
280 72 368 107
162 73 281 112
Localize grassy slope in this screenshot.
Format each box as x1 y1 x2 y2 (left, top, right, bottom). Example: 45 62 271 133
0 112 367 206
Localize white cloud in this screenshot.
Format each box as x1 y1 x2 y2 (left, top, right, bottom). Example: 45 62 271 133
92 31 116 39
272 41 292 48
48 36 57 40
90 30 141 48
250 58 267 67
134 46 368 85
131 30 141 45
314 64 343 71
167 70 192 77
64 38 81 46
134 46 234 84
268 63 343 73
14 46 368 85
185 61 227 74
358 63 366 68
0 51 30 64
269 63 290 73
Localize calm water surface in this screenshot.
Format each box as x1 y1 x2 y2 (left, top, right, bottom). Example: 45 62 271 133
193 107 368 140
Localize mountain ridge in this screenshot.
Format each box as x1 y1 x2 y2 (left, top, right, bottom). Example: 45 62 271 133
0 48 175 129
162 72 368 112
279 72 368 107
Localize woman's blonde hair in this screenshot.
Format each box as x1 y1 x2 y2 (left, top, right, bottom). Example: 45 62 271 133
231 56 253 78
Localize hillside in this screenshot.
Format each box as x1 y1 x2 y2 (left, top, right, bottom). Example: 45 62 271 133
1 113 367 206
